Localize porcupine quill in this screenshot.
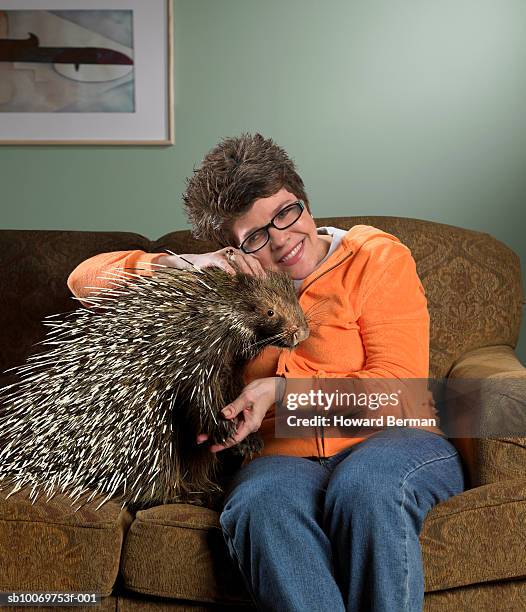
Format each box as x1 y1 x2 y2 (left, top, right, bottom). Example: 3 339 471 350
0 260 309 512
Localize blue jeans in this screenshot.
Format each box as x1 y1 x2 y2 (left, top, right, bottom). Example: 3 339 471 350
219 427 465 612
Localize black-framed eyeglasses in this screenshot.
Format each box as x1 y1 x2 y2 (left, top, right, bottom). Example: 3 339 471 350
239 200 305 254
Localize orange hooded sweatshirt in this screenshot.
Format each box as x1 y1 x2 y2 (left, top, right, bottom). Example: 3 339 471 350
67 225 444 461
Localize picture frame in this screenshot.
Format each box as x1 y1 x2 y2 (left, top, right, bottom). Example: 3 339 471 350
0 0 174 145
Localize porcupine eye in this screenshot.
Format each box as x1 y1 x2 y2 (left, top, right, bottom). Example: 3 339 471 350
267 309 274 317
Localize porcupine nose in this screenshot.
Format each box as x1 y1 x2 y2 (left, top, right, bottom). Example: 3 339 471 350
290 325 310 346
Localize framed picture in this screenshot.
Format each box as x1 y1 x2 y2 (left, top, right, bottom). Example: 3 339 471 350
0 0 173 145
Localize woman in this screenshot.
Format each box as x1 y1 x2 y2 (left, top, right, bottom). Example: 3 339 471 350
68 133 465 612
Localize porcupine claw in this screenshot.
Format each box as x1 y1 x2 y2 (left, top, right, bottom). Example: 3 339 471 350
228 433 264 458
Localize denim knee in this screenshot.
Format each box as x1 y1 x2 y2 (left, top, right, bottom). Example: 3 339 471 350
323 434 464 528
219 469 275 531
220 455 328 535
324 458 398 515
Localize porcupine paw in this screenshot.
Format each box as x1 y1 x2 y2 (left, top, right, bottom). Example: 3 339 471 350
213 421 263 457
215 419 237 443
235 432 264 458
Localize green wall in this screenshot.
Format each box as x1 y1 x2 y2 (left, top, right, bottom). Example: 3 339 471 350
1 0 525 363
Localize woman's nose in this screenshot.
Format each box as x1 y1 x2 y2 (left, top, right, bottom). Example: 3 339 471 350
268 226 289 248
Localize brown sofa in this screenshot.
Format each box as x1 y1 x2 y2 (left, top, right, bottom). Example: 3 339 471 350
0 216 525 611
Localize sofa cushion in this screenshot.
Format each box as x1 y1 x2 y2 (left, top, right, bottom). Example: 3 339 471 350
120 479 526 601
0 485 133 595
421 478 526 591
120 504 253 607
424 579 526 612
2 478 525 603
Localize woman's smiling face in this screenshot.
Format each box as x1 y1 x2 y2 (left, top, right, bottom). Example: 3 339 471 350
231 187 329 280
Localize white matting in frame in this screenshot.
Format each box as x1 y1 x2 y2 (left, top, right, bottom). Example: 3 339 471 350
0 0 173 145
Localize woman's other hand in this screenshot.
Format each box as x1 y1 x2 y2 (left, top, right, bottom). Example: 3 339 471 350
156 247 266 277
197 377 286 452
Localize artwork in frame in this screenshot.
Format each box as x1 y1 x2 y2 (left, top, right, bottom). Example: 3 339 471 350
0 0 173 145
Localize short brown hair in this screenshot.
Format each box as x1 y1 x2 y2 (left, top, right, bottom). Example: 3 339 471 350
182 133 309 246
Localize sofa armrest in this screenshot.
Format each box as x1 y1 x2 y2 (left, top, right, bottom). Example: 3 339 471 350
446 345 526 488
449 345 526 379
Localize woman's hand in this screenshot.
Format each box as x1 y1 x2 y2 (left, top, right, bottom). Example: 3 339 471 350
156 247 266 277
197 377 286 452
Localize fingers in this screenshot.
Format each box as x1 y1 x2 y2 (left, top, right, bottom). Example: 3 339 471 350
207 398 258 453
198 378 276 452
164 249 267 277
223 249 252 275
196 433 208 444
214 261 238 275
221 395 255 420
196 399 256 450
216 247 265 277
209 414 255 453
244 254 266 277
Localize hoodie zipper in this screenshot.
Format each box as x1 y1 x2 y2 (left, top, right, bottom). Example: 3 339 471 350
297 248 355 459
298 249 354 300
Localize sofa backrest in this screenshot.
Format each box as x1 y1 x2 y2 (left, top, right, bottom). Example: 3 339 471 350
0 216 523 385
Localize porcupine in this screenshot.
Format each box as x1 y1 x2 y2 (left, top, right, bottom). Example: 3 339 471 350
0 262 309 512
